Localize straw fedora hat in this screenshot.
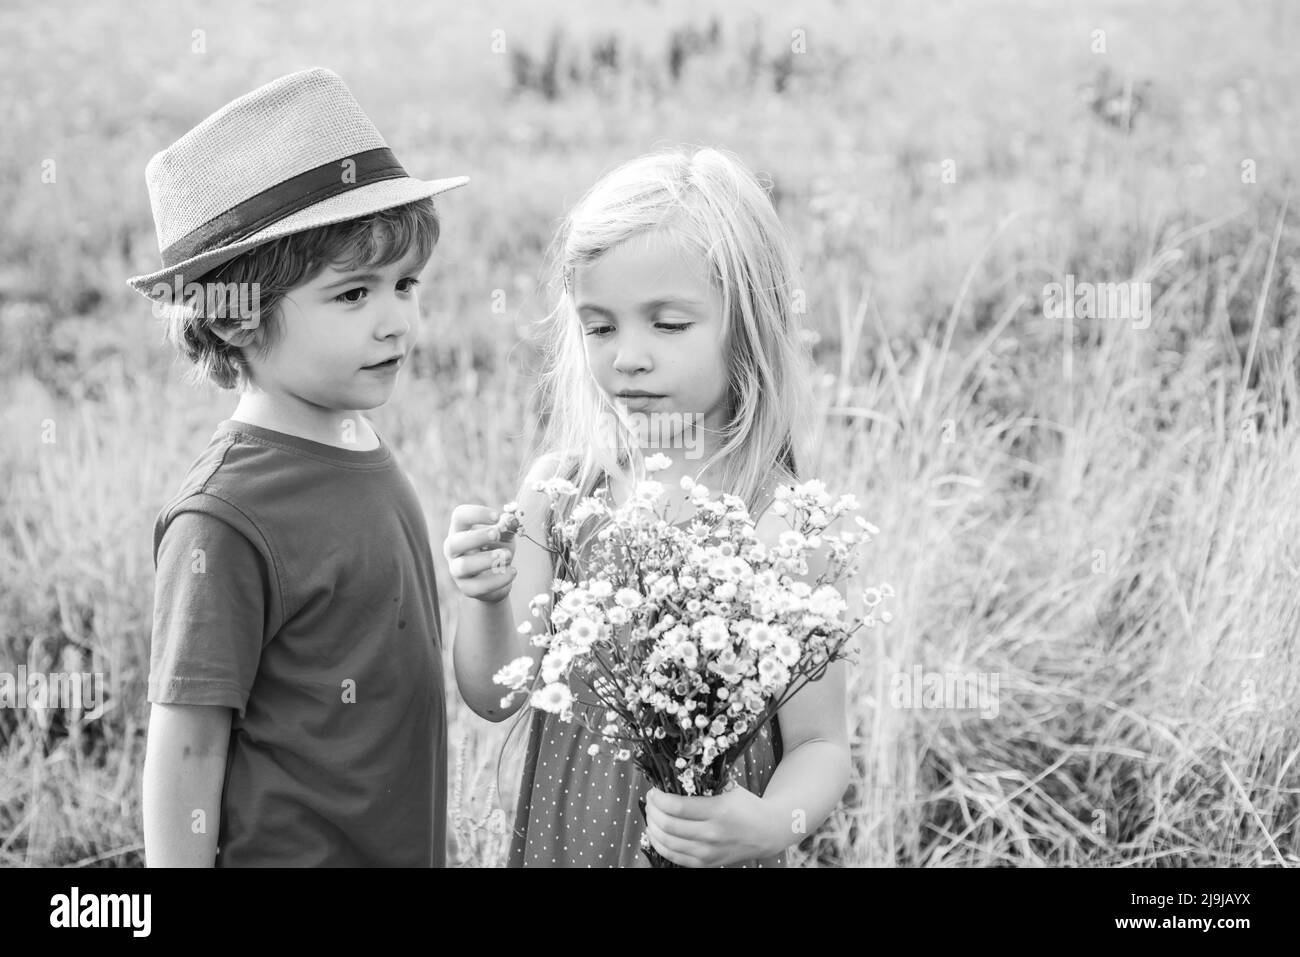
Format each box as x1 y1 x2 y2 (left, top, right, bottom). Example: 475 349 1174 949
127 67 468 298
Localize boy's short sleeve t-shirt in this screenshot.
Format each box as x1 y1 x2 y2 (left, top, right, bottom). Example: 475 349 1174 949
148 419 447 867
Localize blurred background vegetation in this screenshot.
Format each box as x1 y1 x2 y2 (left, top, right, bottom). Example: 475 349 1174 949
2 0 1299 866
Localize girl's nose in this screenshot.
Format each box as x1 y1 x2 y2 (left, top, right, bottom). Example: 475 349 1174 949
611 333 653 374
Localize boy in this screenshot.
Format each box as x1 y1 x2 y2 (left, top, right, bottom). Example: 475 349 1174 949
127 67 467 866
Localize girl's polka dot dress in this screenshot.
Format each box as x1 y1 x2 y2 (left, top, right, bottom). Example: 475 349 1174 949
506 504 788 869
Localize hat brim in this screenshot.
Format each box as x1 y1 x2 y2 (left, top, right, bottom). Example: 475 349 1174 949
126 174 469 298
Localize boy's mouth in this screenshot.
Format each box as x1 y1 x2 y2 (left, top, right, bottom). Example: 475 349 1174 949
362 354 403 372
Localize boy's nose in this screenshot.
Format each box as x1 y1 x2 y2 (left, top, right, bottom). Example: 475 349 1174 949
376 297 413 339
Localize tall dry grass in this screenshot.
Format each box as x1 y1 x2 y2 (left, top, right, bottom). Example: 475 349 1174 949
2 0 1299 866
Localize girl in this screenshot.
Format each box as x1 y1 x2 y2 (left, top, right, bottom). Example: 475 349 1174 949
445 146 851 867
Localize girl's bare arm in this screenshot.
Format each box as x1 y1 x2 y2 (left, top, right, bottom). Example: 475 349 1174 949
449 456 561 722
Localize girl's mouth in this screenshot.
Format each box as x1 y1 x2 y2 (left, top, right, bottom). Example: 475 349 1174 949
363 356 401 372
616 392 665 404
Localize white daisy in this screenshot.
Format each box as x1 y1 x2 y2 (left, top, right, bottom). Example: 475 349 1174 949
541 647 573 683
634 480 664 503
834 493 860 513
693 615 731 652
809 585 847 618
854 515 880 535
708 655 744 684
531 683 574 715
747 622 778 651
779 530 806 550
773 633 801 667
757 657 790 689
569 617 600 649
676 639 699 669
492 656 534 689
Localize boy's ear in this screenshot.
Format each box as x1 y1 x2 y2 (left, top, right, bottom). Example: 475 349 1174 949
210 319 262 350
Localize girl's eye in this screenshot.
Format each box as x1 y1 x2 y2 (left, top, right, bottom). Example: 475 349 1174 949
656 322 692 333
584 325 613 337
397 278 421 293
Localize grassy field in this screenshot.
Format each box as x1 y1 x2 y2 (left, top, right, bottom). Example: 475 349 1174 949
2 0 1299 866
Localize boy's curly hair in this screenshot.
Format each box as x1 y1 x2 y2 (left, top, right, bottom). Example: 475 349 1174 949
163 198 440 390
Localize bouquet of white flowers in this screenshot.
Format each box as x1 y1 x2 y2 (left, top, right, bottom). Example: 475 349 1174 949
494 455 892 867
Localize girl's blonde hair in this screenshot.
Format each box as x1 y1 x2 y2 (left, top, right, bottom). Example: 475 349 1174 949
531 146 814 520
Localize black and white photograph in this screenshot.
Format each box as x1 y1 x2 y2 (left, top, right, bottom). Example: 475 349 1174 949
0 0 1295 928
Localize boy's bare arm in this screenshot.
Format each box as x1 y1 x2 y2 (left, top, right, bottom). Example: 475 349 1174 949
142 702 233 867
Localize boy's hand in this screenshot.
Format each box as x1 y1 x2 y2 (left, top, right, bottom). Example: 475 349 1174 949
444 505 518 604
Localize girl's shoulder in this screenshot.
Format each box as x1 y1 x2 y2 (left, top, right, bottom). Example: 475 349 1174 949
751 464 799 519
518 452 591 503
521 452 564 486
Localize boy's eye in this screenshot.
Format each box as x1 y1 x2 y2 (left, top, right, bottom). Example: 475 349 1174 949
334 278 419 303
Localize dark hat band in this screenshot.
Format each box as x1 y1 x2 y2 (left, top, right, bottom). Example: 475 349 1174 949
159 147 408 268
